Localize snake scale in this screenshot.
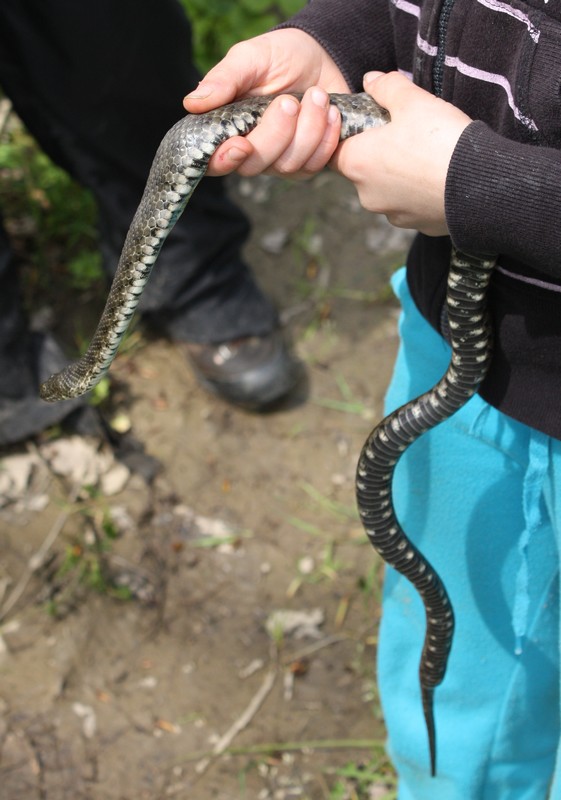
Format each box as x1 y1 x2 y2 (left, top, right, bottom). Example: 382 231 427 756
39 92 496 775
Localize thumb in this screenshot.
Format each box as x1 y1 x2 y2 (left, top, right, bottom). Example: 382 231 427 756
184 39 268 112
362 70 415 115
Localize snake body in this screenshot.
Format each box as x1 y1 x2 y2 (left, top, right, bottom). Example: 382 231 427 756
356 248 495 774
39 93 496 775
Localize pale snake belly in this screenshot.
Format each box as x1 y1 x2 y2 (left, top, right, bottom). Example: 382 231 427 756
39 92 496 774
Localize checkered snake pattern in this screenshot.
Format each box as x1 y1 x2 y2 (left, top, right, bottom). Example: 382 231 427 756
39 93 496 774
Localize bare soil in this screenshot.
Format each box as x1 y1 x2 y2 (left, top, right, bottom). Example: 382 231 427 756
0 171 412 799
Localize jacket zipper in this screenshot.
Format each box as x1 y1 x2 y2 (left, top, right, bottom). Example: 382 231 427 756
433 0 457 97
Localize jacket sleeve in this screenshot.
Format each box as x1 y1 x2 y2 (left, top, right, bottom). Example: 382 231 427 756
446 122 561 278
275 0 396 93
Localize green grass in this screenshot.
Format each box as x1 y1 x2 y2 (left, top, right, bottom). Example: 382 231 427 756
0 123 99 291
184 0 307 71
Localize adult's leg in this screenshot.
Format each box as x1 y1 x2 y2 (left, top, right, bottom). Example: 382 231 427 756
0 0 278 343
0 223 32 400
0 0 301 414
376 269 559 798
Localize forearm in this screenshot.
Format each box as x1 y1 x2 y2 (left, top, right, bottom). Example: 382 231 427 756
446 122 561 277
275 0 396 92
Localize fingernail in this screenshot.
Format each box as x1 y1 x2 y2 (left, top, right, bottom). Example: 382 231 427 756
185 81 213 100
327 104 340 125
311 87 328 108
363 71 383 85
280 96 299 116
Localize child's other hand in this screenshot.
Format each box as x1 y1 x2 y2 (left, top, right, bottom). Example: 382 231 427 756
183 30 348 178
331 71 472 236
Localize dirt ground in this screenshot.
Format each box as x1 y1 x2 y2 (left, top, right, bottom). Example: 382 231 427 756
0 169 413 799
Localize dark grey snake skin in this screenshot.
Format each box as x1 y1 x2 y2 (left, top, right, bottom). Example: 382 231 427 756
356 248 495 774
39 93 496 775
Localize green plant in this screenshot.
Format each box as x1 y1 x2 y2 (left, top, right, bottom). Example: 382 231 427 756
0 126 97 258
327 756 397 799
182 0 306 72
287 540 345 597
0 115 100 306
66 249 103 290
46 495 132 617
313 373 371 417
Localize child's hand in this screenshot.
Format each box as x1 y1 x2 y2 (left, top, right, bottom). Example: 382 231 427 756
183 29 348 178
331 72 472 235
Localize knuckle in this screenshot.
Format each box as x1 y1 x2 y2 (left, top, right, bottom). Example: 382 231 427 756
275 159 299 177
236 160 263 178
385 70 405 85
300 161 323 177
226 40 247 60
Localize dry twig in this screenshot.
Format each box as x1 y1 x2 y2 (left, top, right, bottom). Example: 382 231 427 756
0 483 79 622
195 668 276 775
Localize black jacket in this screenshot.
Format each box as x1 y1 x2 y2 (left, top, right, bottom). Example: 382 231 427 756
280 0 561 438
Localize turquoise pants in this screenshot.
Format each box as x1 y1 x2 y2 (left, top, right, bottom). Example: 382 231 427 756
378 269 561 799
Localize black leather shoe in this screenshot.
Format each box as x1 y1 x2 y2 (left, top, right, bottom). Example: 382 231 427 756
182 330 305 411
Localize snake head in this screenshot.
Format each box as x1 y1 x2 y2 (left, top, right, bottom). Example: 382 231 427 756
40 369 79 402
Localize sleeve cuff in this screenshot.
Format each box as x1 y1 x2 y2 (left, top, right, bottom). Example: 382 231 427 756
445 121 561 274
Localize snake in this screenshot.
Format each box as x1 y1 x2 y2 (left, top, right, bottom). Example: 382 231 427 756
38 92 496 775
356 247 495 774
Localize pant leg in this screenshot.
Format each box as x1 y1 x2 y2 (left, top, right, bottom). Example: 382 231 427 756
0 217 89 439
0 0 278 344
543 454 561 800
0 220 35 399
377 268 559 798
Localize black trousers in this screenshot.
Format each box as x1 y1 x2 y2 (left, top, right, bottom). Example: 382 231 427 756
0 0 277 398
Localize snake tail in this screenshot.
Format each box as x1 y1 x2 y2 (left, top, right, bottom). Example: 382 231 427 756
39 92 388 402
422 686 436 776
356 249 496 774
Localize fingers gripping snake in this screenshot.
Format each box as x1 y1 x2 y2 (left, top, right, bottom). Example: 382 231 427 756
39 93 496 774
